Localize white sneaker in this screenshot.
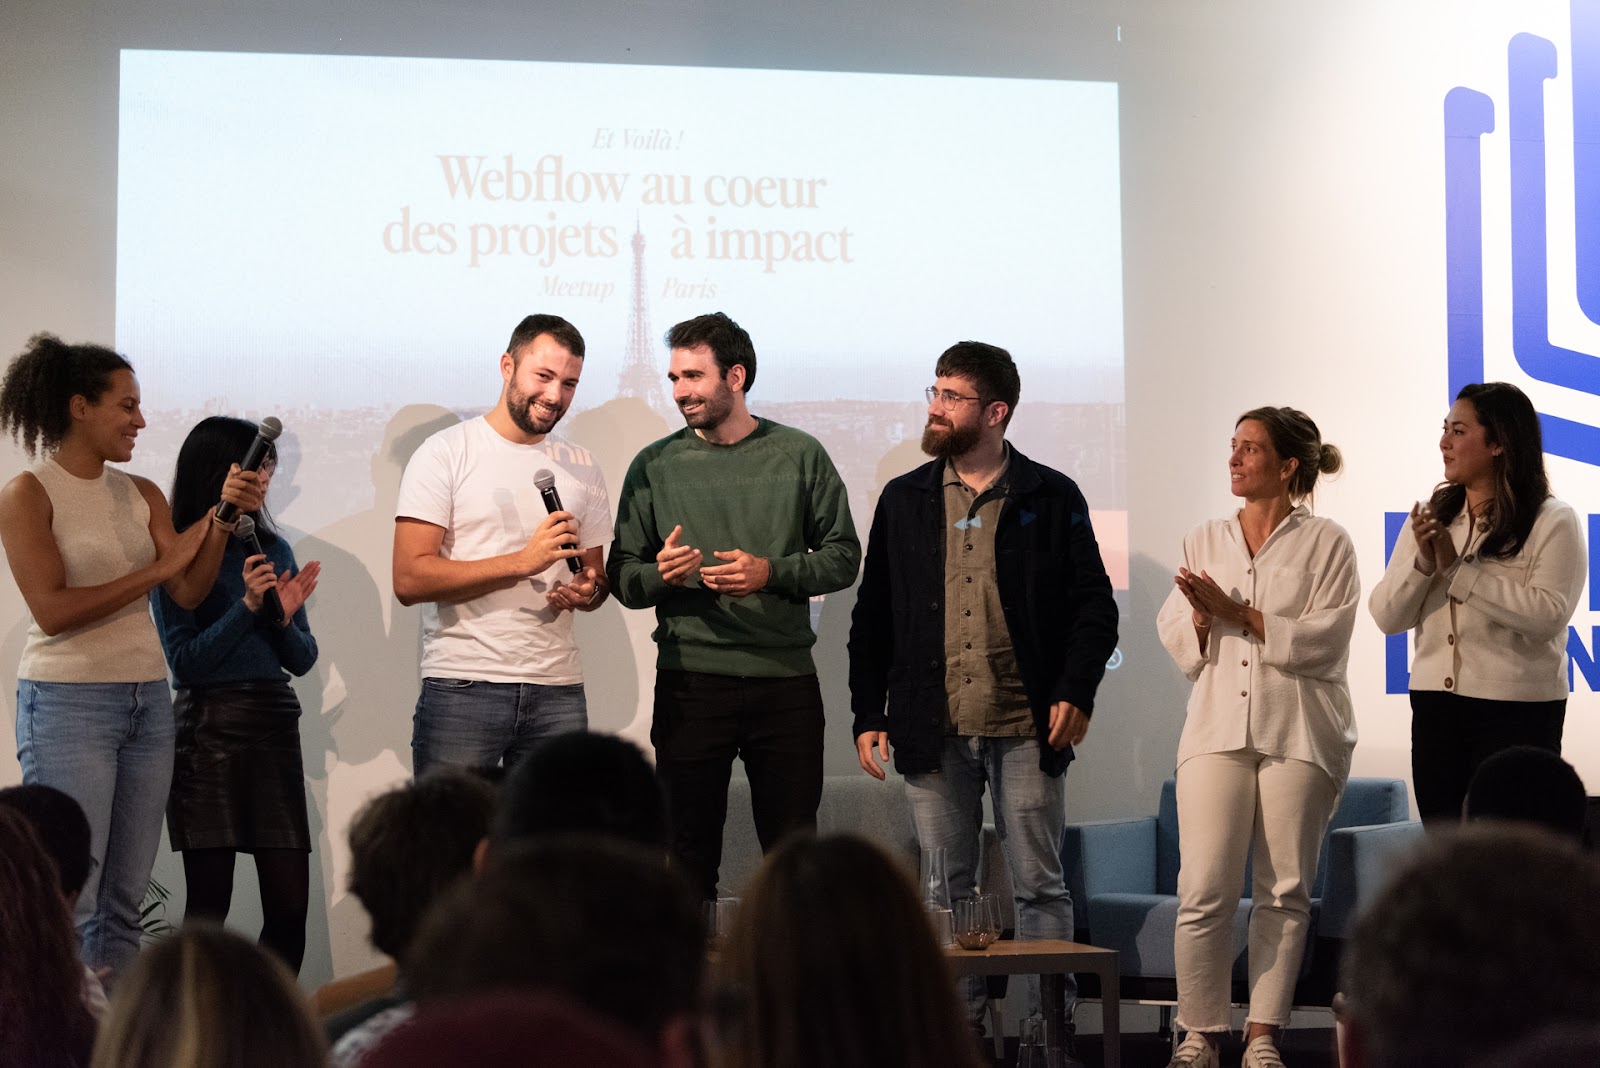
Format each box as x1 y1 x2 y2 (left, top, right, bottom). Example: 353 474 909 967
1165 1032 1220 1068
1241 1034 1286 1068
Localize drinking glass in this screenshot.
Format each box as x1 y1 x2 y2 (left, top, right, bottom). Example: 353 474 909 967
953 897 992 950
976 891 1003 944
703 896 740 944
919 846 950 910
1016 1015 1047 1068
920 847 954 947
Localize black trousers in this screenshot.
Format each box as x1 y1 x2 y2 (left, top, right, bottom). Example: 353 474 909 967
1410 689 1566 825
652 669 824 900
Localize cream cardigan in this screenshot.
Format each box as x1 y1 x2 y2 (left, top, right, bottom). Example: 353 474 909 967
1369 498 1585 702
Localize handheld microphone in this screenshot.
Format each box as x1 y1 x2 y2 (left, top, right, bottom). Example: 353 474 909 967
234 515 285 624
215 417 283 524
533 468 583 574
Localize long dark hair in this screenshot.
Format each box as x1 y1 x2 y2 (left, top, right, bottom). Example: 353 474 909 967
1426 382 1548 559
169 416 277 538
0 333 133 458
0 808 96 1068
711 834 983 1068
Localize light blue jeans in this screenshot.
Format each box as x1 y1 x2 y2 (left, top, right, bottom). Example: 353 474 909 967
412 678 587 776
905 735 1076 1023
16 679 175 978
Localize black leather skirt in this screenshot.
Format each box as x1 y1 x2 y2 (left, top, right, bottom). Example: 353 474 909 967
167 679 311 852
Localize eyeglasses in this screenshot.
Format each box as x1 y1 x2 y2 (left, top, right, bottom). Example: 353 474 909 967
924 386 988 411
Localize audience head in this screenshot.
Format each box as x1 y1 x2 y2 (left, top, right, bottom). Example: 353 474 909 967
1464 745 1587 841
91 923 324 1068
1469 1024 1600 1068
0 783 92 902
405 837 704 1065
0 332 135 458
709 833 983 1068
364 992 655 1068
347 767 497 960
0 806 96 1068
492 731 666 855
1338 825 1600 1068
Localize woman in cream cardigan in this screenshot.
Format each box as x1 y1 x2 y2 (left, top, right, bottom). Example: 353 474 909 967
1156 406 1360 1068
1370 382 1584 825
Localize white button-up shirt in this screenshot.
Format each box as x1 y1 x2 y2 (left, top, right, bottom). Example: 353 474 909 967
1157 507 1360 786
1369 498 1585 702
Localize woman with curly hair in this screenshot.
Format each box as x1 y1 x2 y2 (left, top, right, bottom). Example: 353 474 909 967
0 333 260 978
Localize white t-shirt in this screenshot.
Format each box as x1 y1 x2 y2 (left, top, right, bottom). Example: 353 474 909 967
396 417 612 684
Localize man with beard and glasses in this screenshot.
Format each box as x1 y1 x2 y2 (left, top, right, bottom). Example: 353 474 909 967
848 341 1118 1043
393 314 611 775
608 312 860 901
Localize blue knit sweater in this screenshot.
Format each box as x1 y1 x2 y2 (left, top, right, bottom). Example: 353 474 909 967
151 533 318 687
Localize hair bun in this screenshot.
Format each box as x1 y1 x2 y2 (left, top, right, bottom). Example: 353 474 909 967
1318 442 1343 476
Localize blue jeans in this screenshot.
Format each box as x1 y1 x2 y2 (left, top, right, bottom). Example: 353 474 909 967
16 679 175 978
412 678 587 776
905 735 1076 1022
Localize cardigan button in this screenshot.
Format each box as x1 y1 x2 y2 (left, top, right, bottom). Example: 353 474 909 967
1464 554 1474 563
1444 677 1454 689
1241 660 1248 667
1447 635 1454 645
1240 690 1248 697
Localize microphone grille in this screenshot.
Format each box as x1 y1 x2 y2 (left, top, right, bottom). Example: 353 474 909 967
533 469 556 491
234 515 256 539
257 417 284 441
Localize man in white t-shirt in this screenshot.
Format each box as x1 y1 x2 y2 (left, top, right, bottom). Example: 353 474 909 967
393 314 612 774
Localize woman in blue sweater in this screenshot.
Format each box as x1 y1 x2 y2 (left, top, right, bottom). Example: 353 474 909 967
152 417 321 973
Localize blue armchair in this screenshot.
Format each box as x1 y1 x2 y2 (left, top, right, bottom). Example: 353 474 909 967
1063 776 1422 1005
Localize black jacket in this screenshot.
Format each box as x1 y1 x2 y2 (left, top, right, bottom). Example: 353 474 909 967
848 447 1119 776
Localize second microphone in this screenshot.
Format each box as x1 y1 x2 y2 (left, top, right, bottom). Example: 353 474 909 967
533 468 584 574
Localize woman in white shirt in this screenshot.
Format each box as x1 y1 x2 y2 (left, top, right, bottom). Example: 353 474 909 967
1156 407 1360 1068
1369 382 1584 825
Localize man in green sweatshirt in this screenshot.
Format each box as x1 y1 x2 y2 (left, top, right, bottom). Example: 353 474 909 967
607 312 860 900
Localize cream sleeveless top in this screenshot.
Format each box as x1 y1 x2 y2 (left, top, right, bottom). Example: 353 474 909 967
18 460 168 683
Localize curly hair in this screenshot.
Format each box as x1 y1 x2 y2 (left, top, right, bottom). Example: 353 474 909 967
0 333 133 457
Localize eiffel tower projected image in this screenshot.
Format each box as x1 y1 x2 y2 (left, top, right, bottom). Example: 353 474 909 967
617 221 670 416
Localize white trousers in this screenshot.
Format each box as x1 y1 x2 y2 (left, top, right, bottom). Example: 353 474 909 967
1173 749 1340 1031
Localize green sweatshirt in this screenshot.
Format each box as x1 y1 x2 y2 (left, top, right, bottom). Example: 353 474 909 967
607 418 861 677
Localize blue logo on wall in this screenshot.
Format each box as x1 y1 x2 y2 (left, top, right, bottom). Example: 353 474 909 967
1444 1 1600 458
1387 1 1600 694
